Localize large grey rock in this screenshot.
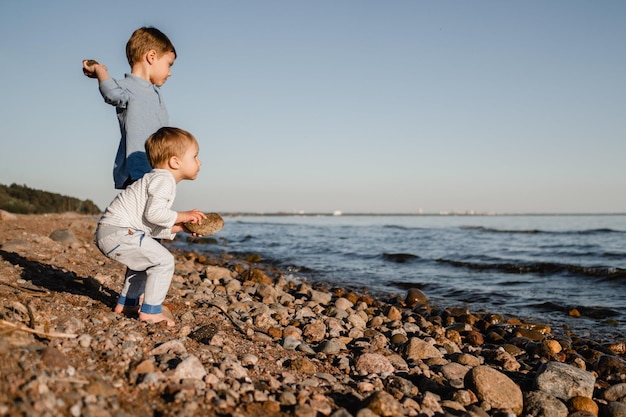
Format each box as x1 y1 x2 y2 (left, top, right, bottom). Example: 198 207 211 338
535 361 595 400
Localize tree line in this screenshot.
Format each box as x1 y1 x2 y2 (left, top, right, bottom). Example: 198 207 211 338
0 183 101 215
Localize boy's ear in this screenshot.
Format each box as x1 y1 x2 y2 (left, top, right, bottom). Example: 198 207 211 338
168 155 180 169
146 49 158 64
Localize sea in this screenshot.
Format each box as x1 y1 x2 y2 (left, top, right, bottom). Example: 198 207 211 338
173 214 626 344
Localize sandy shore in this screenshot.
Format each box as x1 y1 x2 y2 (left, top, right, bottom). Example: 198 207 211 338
0 212 625 416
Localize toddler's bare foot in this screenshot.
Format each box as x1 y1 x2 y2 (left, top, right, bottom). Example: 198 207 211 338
113 304 140 317
139 311 175 327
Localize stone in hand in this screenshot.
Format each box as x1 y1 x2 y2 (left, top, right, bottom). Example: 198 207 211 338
184 213 224 236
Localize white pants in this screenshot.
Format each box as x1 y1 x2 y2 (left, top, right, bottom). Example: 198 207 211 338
95 225 174 314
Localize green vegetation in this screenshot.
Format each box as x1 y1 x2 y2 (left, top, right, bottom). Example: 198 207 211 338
0 183 101 215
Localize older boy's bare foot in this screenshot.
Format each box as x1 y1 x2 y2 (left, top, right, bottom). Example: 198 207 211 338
113 304 140 317
139 310 175 327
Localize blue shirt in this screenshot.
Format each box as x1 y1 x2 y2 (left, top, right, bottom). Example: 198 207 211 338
99 74 169 189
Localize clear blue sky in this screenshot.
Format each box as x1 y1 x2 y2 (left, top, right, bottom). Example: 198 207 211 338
1 1 624 214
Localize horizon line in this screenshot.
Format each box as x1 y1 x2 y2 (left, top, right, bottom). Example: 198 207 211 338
216 211 626 217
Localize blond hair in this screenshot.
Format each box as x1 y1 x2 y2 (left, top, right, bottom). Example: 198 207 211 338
126 27 177 67
145 127 197 168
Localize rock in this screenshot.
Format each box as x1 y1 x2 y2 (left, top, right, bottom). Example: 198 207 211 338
289 357 316 374
335 297 354 311
243 268 273 284
466 365 523 415
440 361 471 383
309 289 333 305
384 375 418 398
404 337 443 361
604 383 626 402
604 402 626 417
347 313 367 330
172 355 206 380
524 390 568 417
405 288 428 307
355 353 395 375
204 265 233 280
189 323 219 344
41 346 70 369
568 396 598 416
183 212 224 236
465 330 484 346
596 355 626 380
365 390 404 416
489 347 521 372
49 228 77 244
294 404 317 417
386 306 402 321
303 320 326 343
420 391 445 414
221 359 249 380
241 354 258 367
0 239 31 252
318 339 346 354
535 361 596 401
150 340 187 356
256 282 277 301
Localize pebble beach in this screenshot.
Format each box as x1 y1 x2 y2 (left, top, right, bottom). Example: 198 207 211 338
1 212 625 417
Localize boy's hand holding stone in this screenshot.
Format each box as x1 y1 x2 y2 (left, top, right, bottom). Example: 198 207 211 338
82 59 106 78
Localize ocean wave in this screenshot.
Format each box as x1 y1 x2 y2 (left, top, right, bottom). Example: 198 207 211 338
436 258 626 280
531 302 620 319
460 226 624 235
382 253 420 263
460 226 540 234
382 224 427 231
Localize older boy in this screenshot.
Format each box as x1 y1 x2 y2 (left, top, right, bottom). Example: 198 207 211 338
95 127 205 326
83 27 177 189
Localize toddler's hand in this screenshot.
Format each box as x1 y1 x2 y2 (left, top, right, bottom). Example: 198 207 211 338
180 209 206 225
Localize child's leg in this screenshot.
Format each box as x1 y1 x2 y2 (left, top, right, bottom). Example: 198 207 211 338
114 269 147 315
136 239 176 326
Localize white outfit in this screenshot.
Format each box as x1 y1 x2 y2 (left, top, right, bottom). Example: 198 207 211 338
95 169 178 314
